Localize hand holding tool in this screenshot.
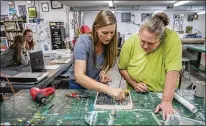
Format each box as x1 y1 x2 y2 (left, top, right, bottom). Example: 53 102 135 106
124 90 130 96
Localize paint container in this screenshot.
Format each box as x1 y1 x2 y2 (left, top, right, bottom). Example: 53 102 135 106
192 81 205 97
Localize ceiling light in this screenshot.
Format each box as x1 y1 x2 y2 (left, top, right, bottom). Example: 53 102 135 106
108 1 113 7
8 1 12 4
197 11 205 15
27 1 31 4
174 1 191 6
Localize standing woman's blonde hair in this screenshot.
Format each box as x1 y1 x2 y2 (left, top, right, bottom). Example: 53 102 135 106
90 10 118 70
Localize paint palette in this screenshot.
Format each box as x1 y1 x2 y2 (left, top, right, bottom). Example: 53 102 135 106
94 91 133 110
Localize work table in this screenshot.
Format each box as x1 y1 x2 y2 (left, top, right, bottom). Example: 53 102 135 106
1 89 205 125
0 55 74 93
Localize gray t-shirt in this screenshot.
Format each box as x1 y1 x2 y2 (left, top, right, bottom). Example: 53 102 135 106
69 34 104 81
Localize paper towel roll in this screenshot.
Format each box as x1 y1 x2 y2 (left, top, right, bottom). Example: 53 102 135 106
174 93 197 113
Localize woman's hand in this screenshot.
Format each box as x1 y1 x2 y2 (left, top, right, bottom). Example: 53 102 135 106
133 82 148 93
106 87 125 101
99 71 112 83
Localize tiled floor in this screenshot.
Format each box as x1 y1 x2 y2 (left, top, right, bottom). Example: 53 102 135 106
108 63 205 90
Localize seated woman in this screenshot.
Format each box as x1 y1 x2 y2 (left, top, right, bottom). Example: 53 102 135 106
69 10 125 101
118 12 182 120
1 35 30 68
23 29 35 52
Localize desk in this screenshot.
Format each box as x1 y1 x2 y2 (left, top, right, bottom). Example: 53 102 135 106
1 89 204 125
0 57 73 93
187 44 206 53
186 44 206 73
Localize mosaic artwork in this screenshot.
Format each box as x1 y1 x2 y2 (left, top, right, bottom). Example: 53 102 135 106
94 92 133 109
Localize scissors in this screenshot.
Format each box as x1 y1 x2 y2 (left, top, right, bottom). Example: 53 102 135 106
66 91 90 100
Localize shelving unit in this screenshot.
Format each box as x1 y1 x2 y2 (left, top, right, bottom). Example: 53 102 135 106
0 20 8 50
3 20 26 46
0 21 6 37
3 20 27 22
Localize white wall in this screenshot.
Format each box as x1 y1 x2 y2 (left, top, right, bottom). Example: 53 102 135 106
83 11 205 38
1 1 9 15
38 1 67 23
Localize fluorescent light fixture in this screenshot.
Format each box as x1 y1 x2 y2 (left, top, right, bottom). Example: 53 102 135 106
197 11 205 15
154 10 163 14
27 1 31 4
108 1 113 7
174 1 191 6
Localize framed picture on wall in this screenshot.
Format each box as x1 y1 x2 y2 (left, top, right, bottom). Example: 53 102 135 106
51 1 63 9
141 13 152 22
173 20 184 34
18 5 27 16
173 14 184 19
193 13 198 20
121 13 131 22
41 2 49 12
187 14 193 21
28 7 37 18
186 26 193 33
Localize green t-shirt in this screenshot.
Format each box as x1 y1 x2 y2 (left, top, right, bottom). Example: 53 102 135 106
118 28 182 92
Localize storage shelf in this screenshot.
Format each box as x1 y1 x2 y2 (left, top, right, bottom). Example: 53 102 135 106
3 20 26 47
6 30 23 32
4 20 26 22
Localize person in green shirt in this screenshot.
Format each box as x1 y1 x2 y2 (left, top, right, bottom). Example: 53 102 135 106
118 12 182 120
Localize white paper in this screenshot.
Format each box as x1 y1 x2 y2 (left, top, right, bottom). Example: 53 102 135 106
174 93 197 113
45 65 61 70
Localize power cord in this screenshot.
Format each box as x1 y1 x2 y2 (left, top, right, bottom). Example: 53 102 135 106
0 72 16 95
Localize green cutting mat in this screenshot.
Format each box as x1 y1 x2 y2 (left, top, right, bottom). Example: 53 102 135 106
1 89 205 125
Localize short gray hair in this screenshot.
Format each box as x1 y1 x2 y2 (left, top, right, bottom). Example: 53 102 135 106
140 12 169 40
